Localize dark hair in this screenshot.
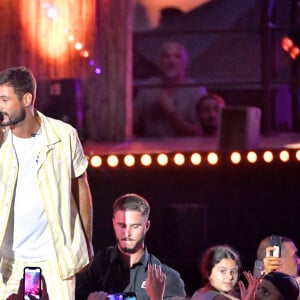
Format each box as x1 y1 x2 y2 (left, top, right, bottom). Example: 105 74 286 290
200 245 241 284
0 66 36 101
113 193 150 219
263 271 300 300
196 93 225 113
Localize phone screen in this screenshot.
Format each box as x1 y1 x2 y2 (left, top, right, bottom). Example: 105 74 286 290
107 293 137 300
253 259 264 278
23 267 42 300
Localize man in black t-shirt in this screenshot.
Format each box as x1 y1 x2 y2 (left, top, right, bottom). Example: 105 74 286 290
76 193 186 300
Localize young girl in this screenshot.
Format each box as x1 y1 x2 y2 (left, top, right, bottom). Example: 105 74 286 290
191 245 241 300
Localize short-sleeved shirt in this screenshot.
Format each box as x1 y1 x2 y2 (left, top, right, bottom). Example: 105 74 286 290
75 246 186 300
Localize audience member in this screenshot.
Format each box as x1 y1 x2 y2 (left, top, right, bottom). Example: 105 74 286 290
240 271 299 300
75 193 186 300
256 235 300 284
134 41 207 137
190 245 241 300
195 93 225 136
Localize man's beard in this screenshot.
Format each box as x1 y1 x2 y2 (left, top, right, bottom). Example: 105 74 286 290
0 108 26 127
118 235 145 254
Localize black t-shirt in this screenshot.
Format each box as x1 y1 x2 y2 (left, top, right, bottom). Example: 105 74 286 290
75 246 186 300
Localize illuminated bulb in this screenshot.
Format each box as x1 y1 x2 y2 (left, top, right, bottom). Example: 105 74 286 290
47 7 58 19
279 150 289 162
247 151 257 163
124 154 135 167
68 35 75 42
296 150 300 161
290 46 300 59
263 151 273 163
75 42 83 50
281 36 293 52
80 50 89 58
95 67 101 75
107 155 119 167
190 153 201 165
230 152 241 164
157 154 168 166
90 155 102 168
174 153 185 166
89 60 95 66
207 152 218 165
140 154 152 166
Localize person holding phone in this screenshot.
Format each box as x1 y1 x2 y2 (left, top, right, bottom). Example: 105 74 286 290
75 193 186 300
255 235 300 285
0 66 93 299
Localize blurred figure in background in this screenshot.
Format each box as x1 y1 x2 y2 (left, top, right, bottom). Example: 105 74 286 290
134 41 207 137
195 93 225 136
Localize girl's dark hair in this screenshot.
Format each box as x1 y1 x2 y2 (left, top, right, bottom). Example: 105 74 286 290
200 245 242 284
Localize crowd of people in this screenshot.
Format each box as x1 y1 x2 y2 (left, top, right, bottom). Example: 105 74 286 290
74 192 300 300
0 58 296 300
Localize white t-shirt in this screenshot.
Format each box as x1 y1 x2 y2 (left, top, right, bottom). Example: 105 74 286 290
1 130 53 259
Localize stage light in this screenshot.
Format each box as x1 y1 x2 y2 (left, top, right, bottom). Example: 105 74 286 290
279 150 289 162
90 155 102 168
157 153 168 166
75 42 83 50
190 153 201 165
296 150 300 161
174 153 185 166
247 151 257 163
47 7 58 19
124 154 135 167
95 67 101 75
263 151 273 163
230 152 241 164
281 31 300 60
80 50 89 58
141 154 152 166
107 155 119 167
207 152 218 165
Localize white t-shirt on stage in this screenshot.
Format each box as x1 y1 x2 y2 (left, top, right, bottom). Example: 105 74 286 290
1 130 53 260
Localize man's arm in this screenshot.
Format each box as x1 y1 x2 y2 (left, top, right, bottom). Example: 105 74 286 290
72 172 93 244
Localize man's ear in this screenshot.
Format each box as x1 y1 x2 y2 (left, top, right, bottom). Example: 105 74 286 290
145 220 150 232
22 92 33 107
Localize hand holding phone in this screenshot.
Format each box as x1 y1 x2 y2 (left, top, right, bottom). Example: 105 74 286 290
23 267 42 300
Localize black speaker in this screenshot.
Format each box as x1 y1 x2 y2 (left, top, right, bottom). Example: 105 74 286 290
43 78 83 132
218 106 261 151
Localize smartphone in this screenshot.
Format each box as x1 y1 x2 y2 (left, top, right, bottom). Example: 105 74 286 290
23 267 42 300
270 235 282 257
253 259 264 278
107 292 137 300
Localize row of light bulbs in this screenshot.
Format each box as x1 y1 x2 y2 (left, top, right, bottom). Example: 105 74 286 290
88 149 300 168
42 1 101 75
